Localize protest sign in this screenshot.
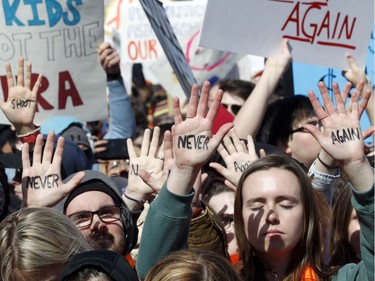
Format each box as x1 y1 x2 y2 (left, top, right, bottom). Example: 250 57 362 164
0 1 106 124
121 0 207 63
139 0 197 99
199 0 373 70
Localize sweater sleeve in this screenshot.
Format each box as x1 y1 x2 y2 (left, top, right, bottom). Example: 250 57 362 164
104 77 136 139
136 184 194 280
332 184 374 281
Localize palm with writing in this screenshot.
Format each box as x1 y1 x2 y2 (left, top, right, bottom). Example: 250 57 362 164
21 132 85 207
0 57 42 134
306 81 369 166
172 81 233 170
124 127 164 207
210 129 262 189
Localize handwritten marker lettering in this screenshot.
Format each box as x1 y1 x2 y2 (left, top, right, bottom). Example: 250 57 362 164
11 99 35 109
130 164 139 175
274 0 357 50
26 174 59 189
177 135 209 150
234 161 251 173
331 128 360 144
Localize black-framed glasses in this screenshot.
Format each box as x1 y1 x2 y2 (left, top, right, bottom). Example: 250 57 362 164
68 206 122 229
290 120 322 135
222 104 242 115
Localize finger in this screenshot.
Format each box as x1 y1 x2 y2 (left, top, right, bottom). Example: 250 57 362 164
17 57 24 87
25 63 32 89
318 82 336 115
340 82 351 103
93 139 108 148
163 130 173 169
6 63 14 88
231 129 244 153
362 126 374 140
173 97 183 125
21 143 31 170
157 140 165 159
63 171 86 195
210 123 234 150
186 84 199 118
206 89 223 123
149 126 160 157
303 124 325 146
358 88 371 118
43 131 56 164
224 179 237 191
308 91 328 123
216 143 230 160
246 135 257 157
209 162 231 179
259 149 266 158
33 133 45 164
223 133 236 155
332 83 346 114
138 169 161 193
201 172 208 185
94 146 107 154
345 54 356 70
350 91 360 121
197 81 210 117
127 138 136 159
32 74 43 97
140 128 151 156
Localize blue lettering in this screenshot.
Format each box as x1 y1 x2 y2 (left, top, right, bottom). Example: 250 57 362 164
24 0 45 26
64 0 82 26
45 0 62 27
2 0 24 26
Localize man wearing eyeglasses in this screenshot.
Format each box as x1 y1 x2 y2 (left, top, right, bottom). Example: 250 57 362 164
57 170 138 263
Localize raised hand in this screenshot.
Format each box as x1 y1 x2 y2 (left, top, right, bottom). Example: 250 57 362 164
98 42 120 75
21 132 85 207
306 81 373 191
123 127 164 210
167 81 233 195
209 129 260 188
0 57 42 134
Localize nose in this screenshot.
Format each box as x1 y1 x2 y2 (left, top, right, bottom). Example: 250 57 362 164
265 208 279 225
90 214 107 231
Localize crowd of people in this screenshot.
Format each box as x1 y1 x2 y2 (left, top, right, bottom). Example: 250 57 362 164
0 23 373 281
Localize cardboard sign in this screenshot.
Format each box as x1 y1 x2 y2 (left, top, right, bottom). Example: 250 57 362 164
139 0 197 99
199 0 373 70
0 1 106 124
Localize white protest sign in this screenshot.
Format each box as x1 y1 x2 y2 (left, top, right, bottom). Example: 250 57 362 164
0 1 106 124
199 0 373 70
121 0 207 63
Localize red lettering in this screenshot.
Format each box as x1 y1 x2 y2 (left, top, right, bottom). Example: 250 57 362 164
58 71 82 109
106 0 123 30
281 2 300 36
317 11 330 38
338 15 356 40
127 39 159 61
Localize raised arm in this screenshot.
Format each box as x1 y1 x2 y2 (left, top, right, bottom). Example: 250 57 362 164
234 39 292 139
98 42 136 139
343 54 374 125
306 81 373 192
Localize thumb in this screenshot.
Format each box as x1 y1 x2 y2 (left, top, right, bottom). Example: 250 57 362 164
62 171 85 195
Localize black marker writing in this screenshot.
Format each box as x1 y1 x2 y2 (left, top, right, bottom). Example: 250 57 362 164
130 164 139 176
26 174 59 189
331 128 360 144
234 161 251 173
11 99 35 109
177 135 209 150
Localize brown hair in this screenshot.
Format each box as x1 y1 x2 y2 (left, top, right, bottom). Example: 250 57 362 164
144 249 243 281
234 154 330 280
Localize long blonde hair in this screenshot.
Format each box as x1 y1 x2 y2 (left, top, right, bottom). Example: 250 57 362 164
0 207 92 281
